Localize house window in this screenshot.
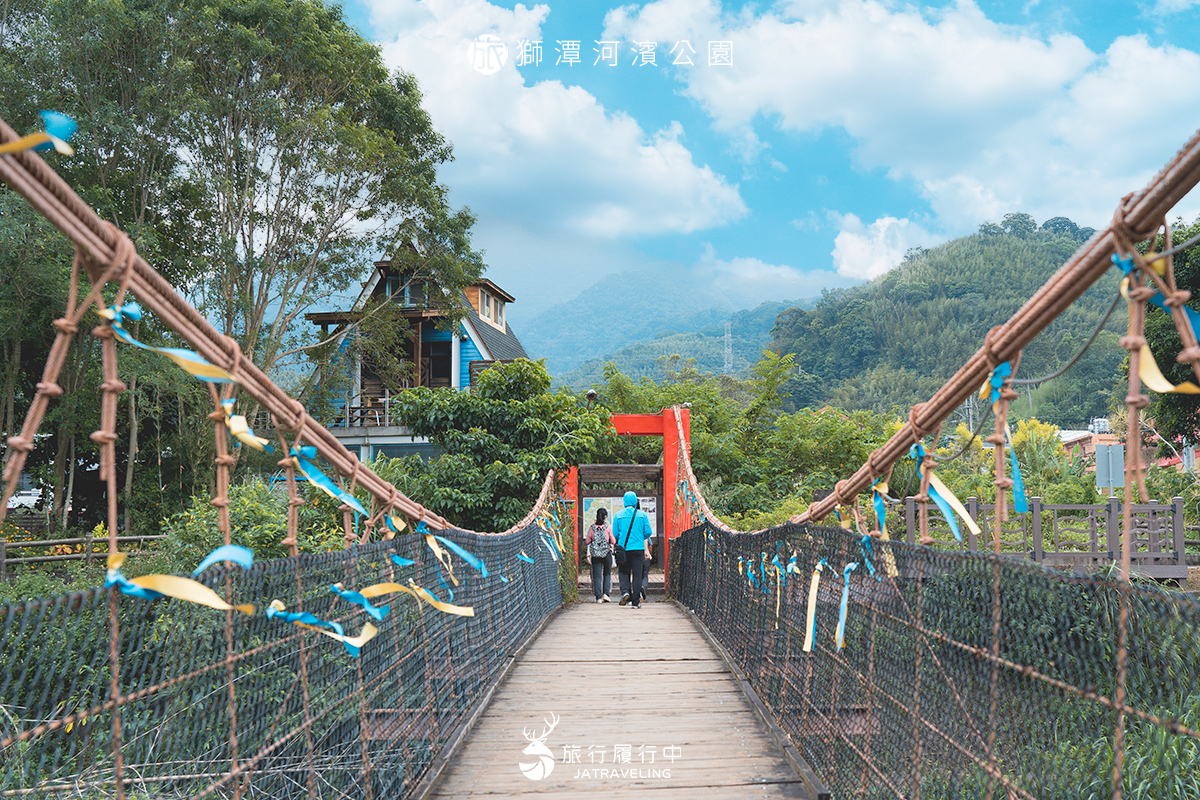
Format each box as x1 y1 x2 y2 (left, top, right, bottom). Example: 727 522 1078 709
385 276 424 307
481 291 492 319
494 300 505 327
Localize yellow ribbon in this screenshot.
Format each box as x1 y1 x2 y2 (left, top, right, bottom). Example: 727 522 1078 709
266 600 378 651
358 581 475 617
1121 277 1200 394
426 533 459 587
0 131 73 156
108 553 254 615
874 481 899 578
803 561 824 653
221 399 273 451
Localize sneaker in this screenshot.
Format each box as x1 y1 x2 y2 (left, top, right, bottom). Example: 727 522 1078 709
596 597 603 603
602 595 611 603
619 593 631 606
631 603 641 609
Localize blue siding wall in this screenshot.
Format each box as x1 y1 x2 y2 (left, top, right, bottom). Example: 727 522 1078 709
420 323 452 342
460 331 483 389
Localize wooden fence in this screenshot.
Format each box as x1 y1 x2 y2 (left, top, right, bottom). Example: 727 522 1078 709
904 495 1188 579
0 513 163 574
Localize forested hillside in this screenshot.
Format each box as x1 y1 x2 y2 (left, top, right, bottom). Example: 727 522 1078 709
771 215 1126 429
554 301 793 388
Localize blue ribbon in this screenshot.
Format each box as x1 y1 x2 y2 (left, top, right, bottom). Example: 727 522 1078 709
433 535 490 578
537 532 559 561
265 603 368 657
760 553 771 594
987 361 1011 406
517 550 535 564
859 536 877 580
872 486 888 537
103 302 238 384
34 111 76 151
910 444 963 542
291 446 369 518
772 554 787 585
105 570 164 601
331 583 389 621
986 363 1029 514
192 544 254 576
836 562 860 651
391 554 417 567
1112 253 1136 275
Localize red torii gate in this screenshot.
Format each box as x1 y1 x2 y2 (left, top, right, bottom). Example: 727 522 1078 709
562 407 691 582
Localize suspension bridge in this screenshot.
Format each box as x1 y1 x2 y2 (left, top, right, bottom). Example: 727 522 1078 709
1 114 1199 799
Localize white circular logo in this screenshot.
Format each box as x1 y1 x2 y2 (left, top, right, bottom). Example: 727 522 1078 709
468 34 508 75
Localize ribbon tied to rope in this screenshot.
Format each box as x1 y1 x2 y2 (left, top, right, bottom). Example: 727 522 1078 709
265 600 378 657
221 399 273 452
0 111 76 156
802 559 827 653
101 301 237 384
290 445 369 517
980 362 1028 514
106 546 254 615
909 443 981 542
836 562 860 651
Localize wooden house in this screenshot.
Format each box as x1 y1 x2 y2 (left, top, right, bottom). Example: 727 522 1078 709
305 260 529 461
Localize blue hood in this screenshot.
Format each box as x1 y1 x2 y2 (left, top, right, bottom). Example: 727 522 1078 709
623 491 637 507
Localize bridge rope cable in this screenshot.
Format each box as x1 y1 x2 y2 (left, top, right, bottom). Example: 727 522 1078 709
791 125 1200 529
0 114 579 800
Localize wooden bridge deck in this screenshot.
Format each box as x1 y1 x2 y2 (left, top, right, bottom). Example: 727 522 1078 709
427 600 821 798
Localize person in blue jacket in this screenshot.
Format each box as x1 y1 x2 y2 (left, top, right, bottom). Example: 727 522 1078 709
613 491 652 608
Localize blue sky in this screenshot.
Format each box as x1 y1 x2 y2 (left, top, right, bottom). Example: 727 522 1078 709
338 0 1200 325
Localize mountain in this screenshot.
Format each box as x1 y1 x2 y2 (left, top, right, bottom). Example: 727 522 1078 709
769 217 1125 429
553 300 795 389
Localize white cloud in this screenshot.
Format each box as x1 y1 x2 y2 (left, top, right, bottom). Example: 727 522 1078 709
694 242 859 304
369 0 746 238
1152 0 1200 13
830 214 940 279
605 0 1200 231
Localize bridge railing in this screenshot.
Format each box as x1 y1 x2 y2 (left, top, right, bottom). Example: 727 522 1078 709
669 520 1200 800
0 524 563 799
901 496 1188 580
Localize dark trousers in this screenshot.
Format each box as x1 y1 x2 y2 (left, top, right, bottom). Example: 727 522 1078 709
619 551 646 606
589 556 612 600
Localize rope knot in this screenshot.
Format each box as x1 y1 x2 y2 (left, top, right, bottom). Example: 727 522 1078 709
288 497 307 508
100 379 126 394
985 432 1006 446
1125 392 1150 409
1129 285 1157 302
1119 335 1147 351
1165 289 1192 308
215 455 236 467
36 382 63 397
52 318 78 334
91 324 114 339
907 402 933 439
5 436 32 453
1177 346 1200 365
994 477 1014 490
210 497 230 508
89 430 117 444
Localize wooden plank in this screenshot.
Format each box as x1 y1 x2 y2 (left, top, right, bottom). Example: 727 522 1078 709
426 602 822 799
578 464 663 483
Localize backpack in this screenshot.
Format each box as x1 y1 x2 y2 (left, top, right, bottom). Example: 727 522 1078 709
588 524 611 558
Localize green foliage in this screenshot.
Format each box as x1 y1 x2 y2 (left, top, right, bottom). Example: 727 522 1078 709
377 360 616 531
158 477 343 567
771 218 1125 428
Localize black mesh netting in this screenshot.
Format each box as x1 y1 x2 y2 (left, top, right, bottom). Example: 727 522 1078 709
668 521 1200 800
0 523 562 798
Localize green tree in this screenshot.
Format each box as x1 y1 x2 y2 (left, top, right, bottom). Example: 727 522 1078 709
381 360 616 531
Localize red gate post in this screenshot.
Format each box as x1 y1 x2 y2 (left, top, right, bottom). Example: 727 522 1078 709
608 408 690 585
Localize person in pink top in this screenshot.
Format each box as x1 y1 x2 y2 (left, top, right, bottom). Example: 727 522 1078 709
585 507 616 603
